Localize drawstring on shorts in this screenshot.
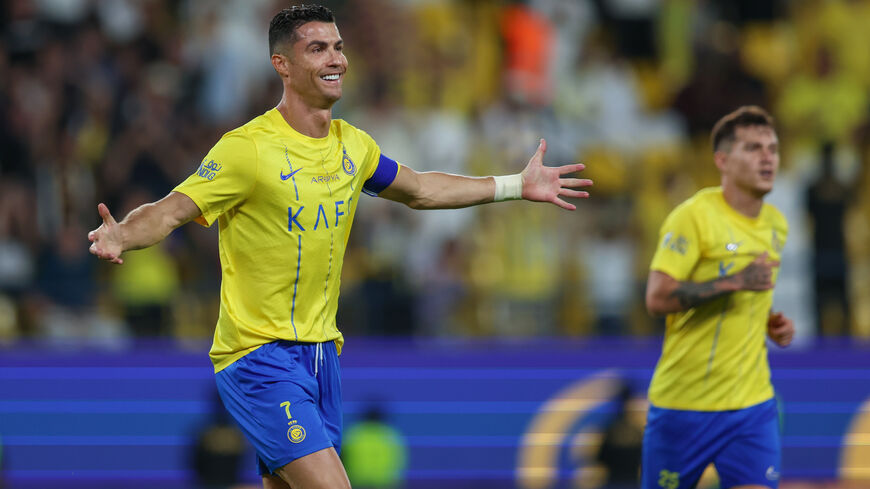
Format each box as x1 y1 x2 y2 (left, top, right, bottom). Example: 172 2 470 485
314 342 324 377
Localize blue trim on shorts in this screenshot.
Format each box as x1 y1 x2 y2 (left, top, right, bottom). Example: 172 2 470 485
642 398 781 489
215 341 342 476
362 154 399 196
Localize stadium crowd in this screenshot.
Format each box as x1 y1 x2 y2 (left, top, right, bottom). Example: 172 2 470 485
1 0 868 345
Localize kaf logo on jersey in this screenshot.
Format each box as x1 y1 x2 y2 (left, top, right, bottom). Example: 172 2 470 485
341 144 356 176
196 159 222 181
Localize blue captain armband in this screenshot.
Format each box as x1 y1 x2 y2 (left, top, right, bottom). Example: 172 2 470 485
362 154 400 196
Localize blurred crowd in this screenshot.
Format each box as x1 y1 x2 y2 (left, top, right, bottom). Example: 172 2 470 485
1 0 869 346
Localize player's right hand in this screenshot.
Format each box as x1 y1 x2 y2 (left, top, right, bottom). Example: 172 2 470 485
735 252 779 291
88 203 125 265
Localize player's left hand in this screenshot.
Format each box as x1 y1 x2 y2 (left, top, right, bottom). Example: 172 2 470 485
767 311 794 347
521 139 592 210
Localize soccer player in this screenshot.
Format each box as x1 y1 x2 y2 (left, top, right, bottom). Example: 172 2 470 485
642 105 794 489
88 5 592 489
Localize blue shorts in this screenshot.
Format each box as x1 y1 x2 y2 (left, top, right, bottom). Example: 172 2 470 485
642 398 781 489
215 340 342 475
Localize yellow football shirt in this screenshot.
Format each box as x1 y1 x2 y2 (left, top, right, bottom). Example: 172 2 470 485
648 187 788 411
174 108 400 372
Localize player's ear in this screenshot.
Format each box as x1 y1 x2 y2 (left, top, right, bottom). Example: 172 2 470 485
271 53 290 77
713 150 727 172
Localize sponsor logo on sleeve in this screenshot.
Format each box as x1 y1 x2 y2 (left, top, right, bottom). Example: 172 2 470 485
662 232 688 255
196 159 222 180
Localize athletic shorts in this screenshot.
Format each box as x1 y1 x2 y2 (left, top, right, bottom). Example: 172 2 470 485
641 398 781 489
214 340 342 475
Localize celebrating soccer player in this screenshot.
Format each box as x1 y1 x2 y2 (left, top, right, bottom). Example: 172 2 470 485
87 5 591 489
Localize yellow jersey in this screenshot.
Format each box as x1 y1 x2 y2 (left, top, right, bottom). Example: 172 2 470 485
648 187 788 411
174 109 400 372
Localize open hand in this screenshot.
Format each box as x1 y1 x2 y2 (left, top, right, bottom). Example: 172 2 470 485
520 139 593 210
88 203 125 265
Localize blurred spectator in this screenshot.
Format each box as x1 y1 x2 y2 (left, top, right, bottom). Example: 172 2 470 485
500 1 555 107
851 134 870 339
342 203 416 336
708 0 783 25
583 199 637 336
806 142 853 336
33 223 95 332
342 404 408 489
556 31 653 150
0 182 35 299
532 0 597 89
0 0 868 343
191 392 249 489
673 44 767 138
0 294 17 343
596 382 643 489
594 0 658 60
414 238 469 337
110 188 180 337
777 44 867 153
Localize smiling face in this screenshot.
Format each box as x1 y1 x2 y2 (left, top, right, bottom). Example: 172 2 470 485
715 124 779 198
279 21 347 109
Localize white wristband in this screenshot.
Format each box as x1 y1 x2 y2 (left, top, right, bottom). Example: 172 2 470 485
493 174 523 202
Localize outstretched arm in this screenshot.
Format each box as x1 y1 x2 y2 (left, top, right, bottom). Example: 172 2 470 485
377 139 592 210
645 252 780 316
88 191 202 265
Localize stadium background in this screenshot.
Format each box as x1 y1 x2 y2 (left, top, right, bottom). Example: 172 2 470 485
1 0 869 488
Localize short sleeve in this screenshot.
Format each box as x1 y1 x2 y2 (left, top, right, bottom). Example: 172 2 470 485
173 130 258 227
649 204 701 281
340 122 400 197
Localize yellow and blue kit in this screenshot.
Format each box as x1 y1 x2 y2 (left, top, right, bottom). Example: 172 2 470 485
175 108 399 473
174 108 399 373
648 187 788 412
643 187 788 489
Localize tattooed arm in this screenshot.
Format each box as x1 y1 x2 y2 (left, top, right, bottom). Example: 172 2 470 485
645 252 780 316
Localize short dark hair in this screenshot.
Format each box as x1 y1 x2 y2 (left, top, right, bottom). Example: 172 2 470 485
711 106 776 152
269 4 335 55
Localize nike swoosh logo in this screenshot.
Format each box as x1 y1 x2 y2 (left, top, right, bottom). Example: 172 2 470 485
280 167 302 180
